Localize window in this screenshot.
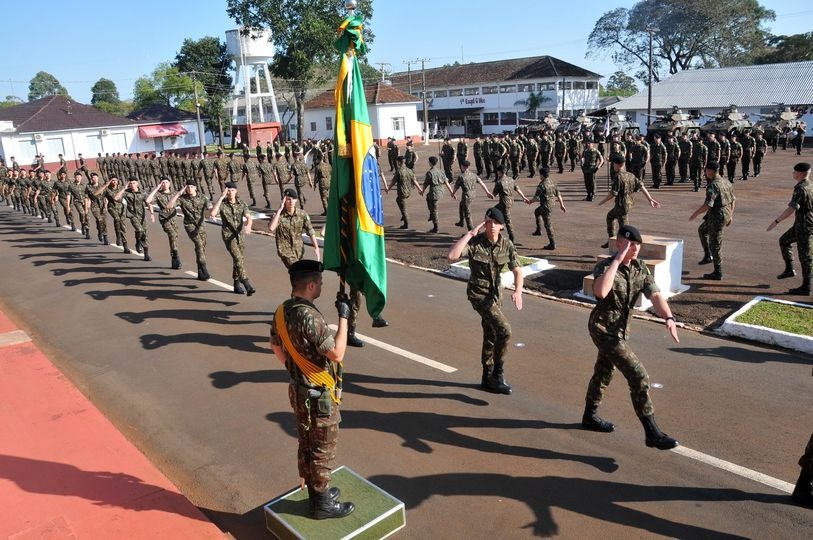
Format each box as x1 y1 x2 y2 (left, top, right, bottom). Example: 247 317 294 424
464 87 479 95
501 112 517 125
483 113 499 126
392 117 404 130
518 83 534 92
184 131 197 145
573 81 586 90
450 119 464 127
411 92 420 98
538 82 555 91
586 81 598 90
85 134 103 155
558 81 572 90
500 85 516 93
45 137 65 158
482 86 498 94
448 88 463 96
310 122 317 131
434 90 448 97
108 133 127 153
655 110 667 116
18 138 37 163
326 116 333 130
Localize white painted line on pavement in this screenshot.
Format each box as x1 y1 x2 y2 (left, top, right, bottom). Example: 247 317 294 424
329 324 457 373
183 271 233 291
0 330 32 348
672 445 794 494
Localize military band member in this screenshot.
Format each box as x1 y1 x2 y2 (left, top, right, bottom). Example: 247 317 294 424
767 162 812 296
269 188 321 269
527 166 566 250
210 181 255 295
690 162 735 280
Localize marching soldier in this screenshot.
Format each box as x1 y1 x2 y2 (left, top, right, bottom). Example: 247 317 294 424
527 166 566 250
84 173 107 243
146 178 180 269
581 140 605 202
268 188 321 269
273 152 290 200
441 137 455 181
664 133 680 186
170 178 212 280
491 165 530 242
753 131 768 177
677 133 692 183
67 172 90 239
472 136 484 175
423 156 455 233
95 176 127 249
258 154 275 208
740 130 756 181
312 155 331 216
554 133 566 174
210 182 255 295
524 135 539 178
290 151 312 209
241 154 260 207
690 134 708 192
387 137 399 172
387 155 422 229
649 134 667 189
598 155 661 248
727 133 742 183
690 162 736 280
456 137 468 173
452 160 494 230
116 177 154 260
767 162 812 296
567 132 581 172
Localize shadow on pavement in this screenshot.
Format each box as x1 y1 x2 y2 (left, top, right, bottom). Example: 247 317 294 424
671 345 811 365
117 308 270 326
87 288 239 307
141 332 270 353
199 504 268 540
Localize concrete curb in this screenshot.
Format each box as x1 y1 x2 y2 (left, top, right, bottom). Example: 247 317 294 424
717 296 813 354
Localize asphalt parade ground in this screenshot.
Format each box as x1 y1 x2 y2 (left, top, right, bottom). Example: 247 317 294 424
0 186 811 537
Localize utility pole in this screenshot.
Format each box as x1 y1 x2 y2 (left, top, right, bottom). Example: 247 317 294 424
419 58 430 145
403 59 419 94
646 27 658 134
375 62 390 81
192 75 205 154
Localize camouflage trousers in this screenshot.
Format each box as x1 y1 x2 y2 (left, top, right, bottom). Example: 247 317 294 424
629 163 644 182
568 151 578 171
753 153 764 176
246 176 257 201
690 161 703 190
555 154 565 173
108 207 127 244
426 197 439 228
509 158 520 179
289 383 340 493
471 297 512 371
38 197 54 220
650 161 663 188
458 196 473 230
474 154 484 176
396 196 409 226
585 332 654 418
678 158 690 182
581 167 597 198
129 215 149 248
483 155 492 177
71 199 88 227
442 159 454 181
90 204 107 236
347 287 362 333
184 224 207 265
495 203 515 240
780 225 812 280
726 160 738 182
222 232 247 280
665 159 677 185
201 174 215 198
534 207 555 244
606 207 628 238
698 217 725 272
741 154 753 178
294 182 307 208
159 216 179 252
319 186 329 215
800 433 813 474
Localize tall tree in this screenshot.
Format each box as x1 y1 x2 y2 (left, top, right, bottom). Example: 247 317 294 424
0 95 23 109
755 32 813 64
132 63 201 112
226 0 374 143
91 78 120 105
28 71 69 101
601 71 638 97
587 1 775 83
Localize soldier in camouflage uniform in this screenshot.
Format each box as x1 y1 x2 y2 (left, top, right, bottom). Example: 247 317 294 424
740 131 756 181
84 173 107 243
649 134 667 188
677 133 692 183
598 155 661 248
628 136 648 183
452 160 494 230
491 165 529 242
448 207 524 395
241 154 260 207
95 177 127 249
507 135 522 179
198 153 216 199
472 136 484 176
387 155 422 229
34 170 56 225
210 181 255 295
690 162 736 280
663 133 680 186
116 177 155 260
524 135 538 178
554 133 566 174
257 154 275 208
403 140 417 171
423 156 455 233
212 150 228 193
67 172 91 238
170 178 212 280
146 178 180 268
290 152 312 209
273 152 290 200
791 361 813 507
226 152 241 187
567 133 581 172
690 134 708 192
440 137 455 181
269 188 321 269
705 133 721 170
456 137 469 173
768 162 812 296
539 132 553 170
482 136 493 179
268 259 355 519
387 137 399 172
527 166 566 250
312 155 331 216
727 133 742 183
753 131 768 177
581 140 605 202
580 224 680 450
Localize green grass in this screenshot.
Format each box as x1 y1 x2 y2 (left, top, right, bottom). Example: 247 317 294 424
735 300 813 336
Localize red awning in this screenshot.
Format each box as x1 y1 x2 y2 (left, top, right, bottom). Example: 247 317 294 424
138 123 189 139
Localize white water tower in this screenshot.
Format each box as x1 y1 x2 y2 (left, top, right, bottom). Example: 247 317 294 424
226 28 280 126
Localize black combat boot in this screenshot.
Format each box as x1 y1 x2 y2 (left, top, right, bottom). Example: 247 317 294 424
234 280 245 294
640 414 678 450
83 226 91 240
264 196 271 209
485 362 512 395
777 262 796 279
480 365 493 390
789 278 811 296
347 328 364 348
306 484 341 513
197 263 210 281
791 471 813 508
399 223 408 229
122 240 130 254
532 225 541 236
250 197 257 207
242 278 256 296
601 241 610 249
543 242 555 250
97 231 103 242
170 250 181 270
135 239 143 254
581 404 615 432
115 233 122 247
47 215 52 223
703 264 723 280
429 223 438 233
55 218 61 228
454 220 464 227
698 254 713 265
101 234 108 245
143 246 151 262
70 220 76 232
313 489 354 520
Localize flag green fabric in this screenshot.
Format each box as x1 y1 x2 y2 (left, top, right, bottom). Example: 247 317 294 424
323 14 387 318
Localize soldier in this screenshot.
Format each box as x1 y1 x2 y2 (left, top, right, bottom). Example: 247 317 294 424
57 154 67 176
705 133 721 167
649 134 667 189
84 173 107 243
719 132 731 177
491 165 530 242
385 137 398 172
423 156 455 233
567 132 581 172
767 162 812 296
456 137 468 173
440 137 455 181
210 181 255 295
580 224 680 450
554 133 566 174
77 153 89 179
740 130 756 181
95 177 126 249
269 188 321 269
227 152 241 186
507 135 522 179
539 131 553 170
312 155 331 216
482 136 493 179
598 154 661 248
212 149 228 193
628 136 648 182
447 207 524 394
67 172 91 238
663 133 680 186
472 136 484 175
527 166 566 250
677 133 692 183
753 131 768 177
690 134 708 192
34 170 56 225
387 155 422 229
452 160 494 230
795 125 805 155
273 152 290 200
258 154 275 209
524 134 538 178
727 133 743 183
146 178 180 269
116 177 155 260
581 140 605 202
269 259 355 519
241 154 260 207
403 140 417 171
690 162 736 280
170 178 213 281
198 152 216 199
290 151 312 209
490 135 506 175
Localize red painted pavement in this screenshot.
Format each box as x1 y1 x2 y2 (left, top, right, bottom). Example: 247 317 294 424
0 315 225 539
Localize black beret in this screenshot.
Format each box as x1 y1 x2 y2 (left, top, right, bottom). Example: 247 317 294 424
160 176 170 181
289 259 323 276
495 165 505 173
396 155 404 161
128 176 139 182
224 181 237 189
611 154 626 165
428 156 438 165
283 188 298 199
461 159 471 167
485 207 505 225
539 166 550 176
618 224 643 243
705 161 719 172
794 162 811 172
185 178 197 186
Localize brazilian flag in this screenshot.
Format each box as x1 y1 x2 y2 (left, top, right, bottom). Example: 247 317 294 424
323 13 387 318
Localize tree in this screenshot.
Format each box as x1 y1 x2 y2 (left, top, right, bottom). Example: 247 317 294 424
132 63 200 112
226 0 374 143
0 95 22 109
28 71 69 101
755 32 813 64
587 1 775 84
91 78 120 106
601 71 638 97
514 91 551 117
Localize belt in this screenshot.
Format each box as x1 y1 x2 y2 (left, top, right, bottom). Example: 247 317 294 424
292 383 322 400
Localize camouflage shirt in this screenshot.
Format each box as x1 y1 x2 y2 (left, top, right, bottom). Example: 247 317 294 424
629 143 648 166
461 233 519 304
68 182 86 204
664 139 680 161
105 187 124 213
154 191 176 221
273 161 289 184
705 139 721 162
741 135 756 155
492 176 517 209
270 297 336 389
582 148 602 171
178 193 210 228
290 162 310 187
259 161 274 184
454 171 479 201
691 141 708 164
314 162 331 190
678 139 692 160
123 189 147 220
219 199 249 235
789 179 813 231
390 165 415 198
650 142 667 163
84 183 104 208
531 177 560 214
275 208 315 262
423 166 448 200
612 170 643 214
704 175 735 224
589 258 660 340
729 141 743 161
242 159 261 181
403 148 417 169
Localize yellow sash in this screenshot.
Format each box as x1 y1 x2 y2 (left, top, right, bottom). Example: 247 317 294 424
274 304 341 404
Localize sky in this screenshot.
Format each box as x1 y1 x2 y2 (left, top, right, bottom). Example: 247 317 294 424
1 0 811 105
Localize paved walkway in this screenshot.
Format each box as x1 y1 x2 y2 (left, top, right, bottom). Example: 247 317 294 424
0 310 224 539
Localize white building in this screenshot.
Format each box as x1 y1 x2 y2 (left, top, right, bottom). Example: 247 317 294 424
614 61 813 136
303 82 421 144
387 55 601 137
0 96 204 172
